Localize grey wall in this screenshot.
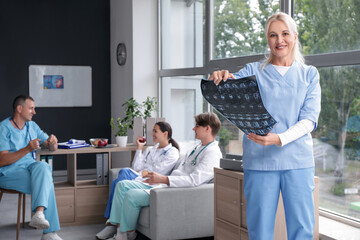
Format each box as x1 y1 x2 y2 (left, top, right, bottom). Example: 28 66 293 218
110 0 158 168
0 0 110 170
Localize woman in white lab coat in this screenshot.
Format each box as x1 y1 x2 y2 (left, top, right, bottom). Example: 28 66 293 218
97 121 179 240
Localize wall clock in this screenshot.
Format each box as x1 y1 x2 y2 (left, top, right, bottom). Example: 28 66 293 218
117 43 127 66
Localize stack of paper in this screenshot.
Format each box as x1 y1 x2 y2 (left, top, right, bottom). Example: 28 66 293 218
58 139 90 149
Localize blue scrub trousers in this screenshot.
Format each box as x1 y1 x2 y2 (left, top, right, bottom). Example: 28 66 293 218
0 161 60 233
243 167 315 240
104 168 138 218
109 180 152 232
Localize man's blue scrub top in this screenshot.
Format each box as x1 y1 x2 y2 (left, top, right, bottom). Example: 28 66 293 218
233 61 321 171
0 117 49 176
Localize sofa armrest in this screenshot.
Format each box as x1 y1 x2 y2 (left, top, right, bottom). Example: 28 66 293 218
108 168 123 195
149 184 214 240
109 168 122 182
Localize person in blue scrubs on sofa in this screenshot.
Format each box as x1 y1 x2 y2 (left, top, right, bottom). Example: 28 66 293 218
209 12 321 240
0 95 62 240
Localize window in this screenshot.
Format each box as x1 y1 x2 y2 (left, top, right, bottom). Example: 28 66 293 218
161 75 205 142
212 0 279 59
213 108 244 155
159 0 360 224
160 0 204 69
294 0 360 55
313 65 360 221
294 0 360 223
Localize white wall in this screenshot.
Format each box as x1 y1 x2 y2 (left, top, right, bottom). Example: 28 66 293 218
110 0 158 167
133 0 158 104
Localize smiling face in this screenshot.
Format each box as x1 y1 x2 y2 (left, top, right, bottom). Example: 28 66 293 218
18 99 36 122
152 124 168 144
267 20 297 65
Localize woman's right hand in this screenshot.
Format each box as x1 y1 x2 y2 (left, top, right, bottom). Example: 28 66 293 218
208 70 235 85
136 136 146 150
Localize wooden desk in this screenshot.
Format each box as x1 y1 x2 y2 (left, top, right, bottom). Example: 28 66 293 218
36 144 137 225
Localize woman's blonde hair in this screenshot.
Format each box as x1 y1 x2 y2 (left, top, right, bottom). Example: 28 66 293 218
262 12 304 68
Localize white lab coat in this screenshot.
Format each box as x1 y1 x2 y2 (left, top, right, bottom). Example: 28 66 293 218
131 143 179 177
168 141 222 187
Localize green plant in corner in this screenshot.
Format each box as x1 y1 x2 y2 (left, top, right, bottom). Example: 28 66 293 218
110 117 129 137
142 97 158 120
122 98 142 130
110 97 158 138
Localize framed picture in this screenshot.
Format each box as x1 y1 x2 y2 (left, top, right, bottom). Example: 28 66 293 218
29 65 92 107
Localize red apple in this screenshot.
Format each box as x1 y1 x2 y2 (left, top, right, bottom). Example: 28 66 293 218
139 137 146 143
98 139 108 147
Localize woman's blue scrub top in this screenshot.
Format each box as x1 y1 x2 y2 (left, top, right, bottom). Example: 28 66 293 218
233 61 321 170
0 117 49 175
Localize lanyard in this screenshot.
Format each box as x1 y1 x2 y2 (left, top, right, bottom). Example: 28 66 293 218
184 141 215 166
145 146 171 162
12 118 36 160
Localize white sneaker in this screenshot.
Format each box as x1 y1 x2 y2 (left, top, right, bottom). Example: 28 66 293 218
106 231 127 240
127 231 137 240
29 211 50 229
96 225 117 239
41 232 63 240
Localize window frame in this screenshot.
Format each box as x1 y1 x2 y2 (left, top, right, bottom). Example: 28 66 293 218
158 0 360 227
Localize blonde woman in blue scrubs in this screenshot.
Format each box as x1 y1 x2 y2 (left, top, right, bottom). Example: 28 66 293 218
210 12 321 240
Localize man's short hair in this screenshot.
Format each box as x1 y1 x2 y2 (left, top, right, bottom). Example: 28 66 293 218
195 112 221 136
13 95 34 113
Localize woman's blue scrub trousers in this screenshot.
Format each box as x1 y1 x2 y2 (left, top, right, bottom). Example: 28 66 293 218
0 161 60 233
104 168 137 218
244 167 315 240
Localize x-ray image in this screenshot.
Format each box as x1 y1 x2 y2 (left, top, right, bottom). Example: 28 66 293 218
201 75 277 136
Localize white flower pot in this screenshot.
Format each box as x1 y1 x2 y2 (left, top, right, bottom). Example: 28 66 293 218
116 136 128 147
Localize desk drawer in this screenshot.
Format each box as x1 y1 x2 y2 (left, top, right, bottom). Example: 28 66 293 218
55 188 75 223
76 187 108 223
216 173 241 226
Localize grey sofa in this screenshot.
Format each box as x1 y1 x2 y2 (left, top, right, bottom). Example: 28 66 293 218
109 168 214 240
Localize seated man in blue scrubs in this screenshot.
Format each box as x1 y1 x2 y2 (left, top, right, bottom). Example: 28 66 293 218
0 95 62 240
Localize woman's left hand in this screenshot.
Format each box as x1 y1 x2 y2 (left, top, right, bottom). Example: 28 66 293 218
247 133 281 146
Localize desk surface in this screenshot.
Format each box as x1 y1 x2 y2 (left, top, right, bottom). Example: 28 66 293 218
36 143 138 156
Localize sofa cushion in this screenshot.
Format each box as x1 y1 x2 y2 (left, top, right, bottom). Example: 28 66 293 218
137 206 150 228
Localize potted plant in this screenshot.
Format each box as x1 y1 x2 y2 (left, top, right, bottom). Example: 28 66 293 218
110 97 157 147
110 117 129 147
110 98 143 147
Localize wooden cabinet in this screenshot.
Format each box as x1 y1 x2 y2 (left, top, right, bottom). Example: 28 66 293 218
214 168 319 240
37 144 137 226
54 188 75 223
